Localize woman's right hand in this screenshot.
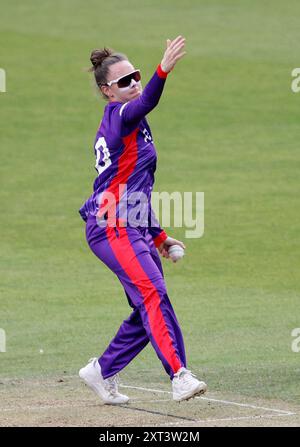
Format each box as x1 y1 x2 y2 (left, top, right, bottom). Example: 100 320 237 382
160 35 186 73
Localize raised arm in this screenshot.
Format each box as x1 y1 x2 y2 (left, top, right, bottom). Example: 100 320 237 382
122 35 186 125
110 36 186 135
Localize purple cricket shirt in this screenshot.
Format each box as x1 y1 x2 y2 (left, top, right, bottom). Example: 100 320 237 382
79 64 169 247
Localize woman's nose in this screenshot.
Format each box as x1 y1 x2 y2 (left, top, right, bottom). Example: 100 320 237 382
129 79 138 88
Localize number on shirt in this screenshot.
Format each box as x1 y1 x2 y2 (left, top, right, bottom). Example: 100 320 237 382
142 128 153 143
94 137 112 175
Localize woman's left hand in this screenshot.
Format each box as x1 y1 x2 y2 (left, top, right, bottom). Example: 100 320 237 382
160 36 186 73
158 236 186 260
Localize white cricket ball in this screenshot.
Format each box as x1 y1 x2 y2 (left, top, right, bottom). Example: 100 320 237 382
168 245 185 262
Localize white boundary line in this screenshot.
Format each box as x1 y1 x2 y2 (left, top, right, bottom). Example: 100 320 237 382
120 384 296 416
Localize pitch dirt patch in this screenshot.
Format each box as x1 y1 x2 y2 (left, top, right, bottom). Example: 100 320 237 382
0 375 299 427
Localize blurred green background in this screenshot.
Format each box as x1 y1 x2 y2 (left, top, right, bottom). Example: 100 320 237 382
0 0 299 404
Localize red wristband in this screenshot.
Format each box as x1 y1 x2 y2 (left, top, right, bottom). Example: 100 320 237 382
153 230 168 247
157 64 169 79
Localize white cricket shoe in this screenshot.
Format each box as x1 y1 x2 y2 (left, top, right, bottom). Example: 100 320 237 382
172 367 207 402
79 358 129 405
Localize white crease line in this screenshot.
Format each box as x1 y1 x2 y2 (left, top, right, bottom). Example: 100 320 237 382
120 384 296 416
1 381 296 419
199 396 295 415
147 412 296 427
1 404 74 412
0 403 97 412
121 384 171 394
129 399 170 404
0 399 169 413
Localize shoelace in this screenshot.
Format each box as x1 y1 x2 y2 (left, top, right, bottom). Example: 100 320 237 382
87 358 120 395
175 368 197 382
105 374 119 395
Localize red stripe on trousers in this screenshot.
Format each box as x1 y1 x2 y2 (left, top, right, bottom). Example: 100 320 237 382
106 225 182 375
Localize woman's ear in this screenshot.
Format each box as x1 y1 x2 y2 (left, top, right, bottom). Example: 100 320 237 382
101 85 112 98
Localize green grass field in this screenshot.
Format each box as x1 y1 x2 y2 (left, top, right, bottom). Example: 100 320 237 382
1 0 300 426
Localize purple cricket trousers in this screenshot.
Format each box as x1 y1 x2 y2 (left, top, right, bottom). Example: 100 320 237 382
85 215 187 380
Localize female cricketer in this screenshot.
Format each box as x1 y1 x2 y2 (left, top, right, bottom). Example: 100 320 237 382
78 36 207 404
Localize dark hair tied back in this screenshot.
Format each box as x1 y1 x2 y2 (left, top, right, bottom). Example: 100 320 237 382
90 48 113 70
88 47 128 100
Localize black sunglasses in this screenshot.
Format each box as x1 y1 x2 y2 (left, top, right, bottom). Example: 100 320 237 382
105 69 141 89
